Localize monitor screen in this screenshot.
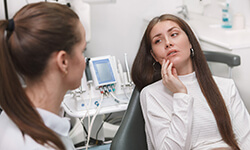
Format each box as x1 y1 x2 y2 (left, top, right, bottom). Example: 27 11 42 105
92 58 116 85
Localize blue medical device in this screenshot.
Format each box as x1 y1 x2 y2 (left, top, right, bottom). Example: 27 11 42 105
89 56 117 88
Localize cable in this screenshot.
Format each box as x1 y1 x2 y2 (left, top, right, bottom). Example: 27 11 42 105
85 94 103 149
85 93 104 150
79 118 88 137
106 115 124 125
110 92 128 104
80 84 92 124
86 84 92 147
122 86 130 99
95 113 112 140
77 83 92 148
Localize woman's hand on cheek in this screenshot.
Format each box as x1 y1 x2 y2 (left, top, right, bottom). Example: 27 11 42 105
161 59 187 94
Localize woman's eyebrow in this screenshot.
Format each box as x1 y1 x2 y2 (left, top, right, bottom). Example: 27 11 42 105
152 26 179 39
167 26 179 32
152 33 161 39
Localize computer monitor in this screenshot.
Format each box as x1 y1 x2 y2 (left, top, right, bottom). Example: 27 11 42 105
89 56 117 88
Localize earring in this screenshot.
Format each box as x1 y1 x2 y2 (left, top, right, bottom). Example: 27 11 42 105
152 61 161 72
190 48 195 57
64 69 68 76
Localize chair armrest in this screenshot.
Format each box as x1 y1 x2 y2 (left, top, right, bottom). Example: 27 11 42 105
203 50 241 67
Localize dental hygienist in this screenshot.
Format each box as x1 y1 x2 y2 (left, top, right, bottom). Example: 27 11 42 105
0 2 86 149
131 14 250 150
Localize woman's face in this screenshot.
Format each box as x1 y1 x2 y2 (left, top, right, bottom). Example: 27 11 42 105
150 20 193 73
67 21 87 90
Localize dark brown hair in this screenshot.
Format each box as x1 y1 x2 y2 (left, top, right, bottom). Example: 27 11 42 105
0 2 81 149
131 14 239 150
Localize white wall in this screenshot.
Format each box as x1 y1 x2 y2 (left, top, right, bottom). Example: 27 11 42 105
1 0 250 66
86 0 250 69
85 0 182 70
0 0 69 19
0 0 182 69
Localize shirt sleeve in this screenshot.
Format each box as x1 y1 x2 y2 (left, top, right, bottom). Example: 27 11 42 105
140 89 194 150
228 80 250 149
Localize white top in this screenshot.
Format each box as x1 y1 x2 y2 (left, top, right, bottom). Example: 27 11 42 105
140 72 250 150
0 108 75 150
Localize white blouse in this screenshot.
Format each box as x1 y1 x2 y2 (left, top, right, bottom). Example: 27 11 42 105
140 72 250 150
0 108 75 150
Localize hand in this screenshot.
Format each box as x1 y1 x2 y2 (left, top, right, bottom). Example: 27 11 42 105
212 148 232 150
161 59 187 94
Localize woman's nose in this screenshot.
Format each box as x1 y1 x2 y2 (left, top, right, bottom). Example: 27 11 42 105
165 38 173 48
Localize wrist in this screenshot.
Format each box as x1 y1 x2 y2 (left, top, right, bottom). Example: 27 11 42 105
176 87 187 94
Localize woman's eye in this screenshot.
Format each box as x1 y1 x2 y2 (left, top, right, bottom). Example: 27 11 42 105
155 39 161 44
171 33 178 37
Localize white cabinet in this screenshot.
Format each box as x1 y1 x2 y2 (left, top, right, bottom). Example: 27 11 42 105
188 13 250 112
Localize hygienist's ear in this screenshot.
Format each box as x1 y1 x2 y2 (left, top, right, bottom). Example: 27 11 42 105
56 50 69 75
150 50 159 62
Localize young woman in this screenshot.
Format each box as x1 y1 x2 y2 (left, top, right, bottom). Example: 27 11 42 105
0 2 86 150
131 14 250 150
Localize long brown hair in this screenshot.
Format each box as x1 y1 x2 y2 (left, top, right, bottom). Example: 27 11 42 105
131 14 239 150
0 2 81 149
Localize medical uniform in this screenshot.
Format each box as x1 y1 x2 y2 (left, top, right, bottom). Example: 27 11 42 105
140 72 250 150
0 108 75 150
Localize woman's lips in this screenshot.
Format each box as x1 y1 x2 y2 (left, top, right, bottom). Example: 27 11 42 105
167 50 178 57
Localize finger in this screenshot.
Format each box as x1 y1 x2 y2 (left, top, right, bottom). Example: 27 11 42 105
172 67 178 78
161 59 165 77
161 59 169 76
162 60 169 75
166 62 173 76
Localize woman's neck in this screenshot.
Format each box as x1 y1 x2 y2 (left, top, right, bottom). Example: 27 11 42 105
176 66 194 76
175 59 194 75
25 77 66 115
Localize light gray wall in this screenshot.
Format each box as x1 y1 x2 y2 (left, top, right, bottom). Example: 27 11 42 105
0 0 182 70
1 0 250 68
85 0 182 70
0 0 250 70
85 0 250 69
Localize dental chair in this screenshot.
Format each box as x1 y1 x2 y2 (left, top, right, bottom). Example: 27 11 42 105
110 87 146 150
110 51 240 150
203 50 240 78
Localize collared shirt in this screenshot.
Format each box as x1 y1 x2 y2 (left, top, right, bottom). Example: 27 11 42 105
0 108 75 150
140 72 250 150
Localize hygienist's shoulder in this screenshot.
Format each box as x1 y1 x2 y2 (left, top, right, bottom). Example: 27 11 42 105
0 112 52 150
0 111 24 148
